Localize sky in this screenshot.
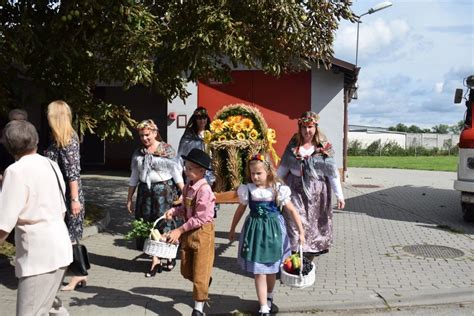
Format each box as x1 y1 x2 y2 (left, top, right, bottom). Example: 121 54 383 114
333 0 474 129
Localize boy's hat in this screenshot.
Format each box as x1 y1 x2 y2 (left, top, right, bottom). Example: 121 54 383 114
182 148 212 170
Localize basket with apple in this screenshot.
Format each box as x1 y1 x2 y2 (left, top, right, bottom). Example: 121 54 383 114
280 246 316 288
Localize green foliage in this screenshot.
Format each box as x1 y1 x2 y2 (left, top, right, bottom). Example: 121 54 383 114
349 139 458 157
0 1 355 139
348 156 457 172
348 140 363 156
125 218 154 240
0 241 15 258
431 124 450 134
366 139 382 156
83 202 105 227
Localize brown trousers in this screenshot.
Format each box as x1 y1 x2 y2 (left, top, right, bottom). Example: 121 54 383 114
179 222 215 301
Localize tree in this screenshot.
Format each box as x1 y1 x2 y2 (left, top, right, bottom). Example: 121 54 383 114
431 124 449 134
388 123 408 133
407 124 423 133
448 120 465 134
0 0 355 139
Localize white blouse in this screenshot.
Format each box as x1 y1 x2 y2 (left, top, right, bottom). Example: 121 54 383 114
0 154 73 278
129 154 183 187
237 183 292 206
277 146 344 200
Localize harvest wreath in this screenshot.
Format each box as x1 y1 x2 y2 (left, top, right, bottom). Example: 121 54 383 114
204 104 279 200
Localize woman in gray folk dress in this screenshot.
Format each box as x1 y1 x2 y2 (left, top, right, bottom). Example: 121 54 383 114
44 100 86 291
277 111 345 261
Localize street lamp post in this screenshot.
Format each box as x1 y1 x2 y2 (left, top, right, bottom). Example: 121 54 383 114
355 1 393 68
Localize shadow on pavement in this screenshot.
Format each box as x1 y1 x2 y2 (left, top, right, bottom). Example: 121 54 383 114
345 185 474 234
88 252 150 273
68 284 257 315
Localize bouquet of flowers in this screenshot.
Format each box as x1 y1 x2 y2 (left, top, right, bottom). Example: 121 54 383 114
205 104 279 193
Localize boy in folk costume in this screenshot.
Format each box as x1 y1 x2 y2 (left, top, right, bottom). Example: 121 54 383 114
165 148 215 316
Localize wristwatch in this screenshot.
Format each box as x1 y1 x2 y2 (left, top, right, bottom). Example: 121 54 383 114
71 197 80 203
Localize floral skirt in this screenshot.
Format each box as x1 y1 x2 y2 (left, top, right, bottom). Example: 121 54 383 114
135 179 181 233
283 173 333 253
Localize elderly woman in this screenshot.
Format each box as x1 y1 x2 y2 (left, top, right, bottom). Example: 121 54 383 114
277 111 345 261
127 119 184 277
0 120 72 316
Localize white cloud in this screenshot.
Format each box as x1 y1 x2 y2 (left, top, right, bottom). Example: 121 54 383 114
338 0 474 129
334 18 410 62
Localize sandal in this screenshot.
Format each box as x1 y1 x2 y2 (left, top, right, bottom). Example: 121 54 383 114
145 263 162 277
163 259 176 272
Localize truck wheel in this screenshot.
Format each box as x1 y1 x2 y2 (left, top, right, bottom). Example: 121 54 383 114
462 203 474 222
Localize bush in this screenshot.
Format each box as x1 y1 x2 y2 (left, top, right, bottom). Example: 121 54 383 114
348 140 364 156
366 139 382 156
382 140 405 156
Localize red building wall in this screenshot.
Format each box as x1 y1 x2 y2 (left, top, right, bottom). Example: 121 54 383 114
198 70 311 157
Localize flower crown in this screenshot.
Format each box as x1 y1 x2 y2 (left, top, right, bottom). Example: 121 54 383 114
297 114 319 126
137 119 158 131
193 108 208 116
250 153 265 162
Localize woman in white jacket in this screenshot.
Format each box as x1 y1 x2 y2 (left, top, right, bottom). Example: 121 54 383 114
0 120 72 316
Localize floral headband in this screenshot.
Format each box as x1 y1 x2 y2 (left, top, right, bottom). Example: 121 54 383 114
193 108 208 116
298 113 319 126
250 153 265 162
137 119 158 131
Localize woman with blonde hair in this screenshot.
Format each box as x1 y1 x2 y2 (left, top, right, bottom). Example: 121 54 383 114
45 100 87 291
127 119 184 277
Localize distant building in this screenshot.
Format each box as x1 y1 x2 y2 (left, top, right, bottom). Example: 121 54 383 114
349 125 459 149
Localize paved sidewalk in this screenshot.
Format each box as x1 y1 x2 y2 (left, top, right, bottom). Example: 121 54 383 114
0 168 473 315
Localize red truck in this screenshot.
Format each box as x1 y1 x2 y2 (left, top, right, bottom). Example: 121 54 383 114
454 75 474 222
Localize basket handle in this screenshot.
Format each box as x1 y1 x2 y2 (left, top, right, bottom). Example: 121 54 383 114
151 215 177 233
299 244 304 279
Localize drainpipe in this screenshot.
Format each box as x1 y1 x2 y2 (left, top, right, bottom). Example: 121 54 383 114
343 88 349 181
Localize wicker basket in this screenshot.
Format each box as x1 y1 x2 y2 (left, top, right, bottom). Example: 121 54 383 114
280 246 316 289
143 216 179 259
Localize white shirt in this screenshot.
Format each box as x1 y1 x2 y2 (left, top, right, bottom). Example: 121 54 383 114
129 154 183 187
237 183 292 206
0 154 73 277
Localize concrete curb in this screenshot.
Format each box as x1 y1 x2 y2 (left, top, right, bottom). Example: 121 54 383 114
83 208 111 239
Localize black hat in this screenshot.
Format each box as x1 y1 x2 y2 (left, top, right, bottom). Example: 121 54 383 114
182 148 212 170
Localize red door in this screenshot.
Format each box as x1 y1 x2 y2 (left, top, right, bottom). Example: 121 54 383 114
198 70 311 157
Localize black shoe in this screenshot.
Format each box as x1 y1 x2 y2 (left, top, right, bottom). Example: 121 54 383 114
259 313 270 316
191 309 204 316
145 264 162 277
162 259 176 272
267 297 274 313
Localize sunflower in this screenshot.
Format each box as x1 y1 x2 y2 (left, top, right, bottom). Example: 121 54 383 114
241 118 254 131
203 130 212 143
249 129 259 140
210 119 225 134
236 132 246 141
232 122 243 132
218 135 227 141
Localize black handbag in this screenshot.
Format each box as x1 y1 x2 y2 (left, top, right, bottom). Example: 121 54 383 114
49 160 90 276
70 239 90 276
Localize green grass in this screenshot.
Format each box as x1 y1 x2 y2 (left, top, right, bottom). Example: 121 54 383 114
348 155 458 172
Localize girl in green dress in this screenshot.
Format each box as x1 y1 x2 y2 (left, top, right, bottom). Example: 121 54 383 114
229 154 305 316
